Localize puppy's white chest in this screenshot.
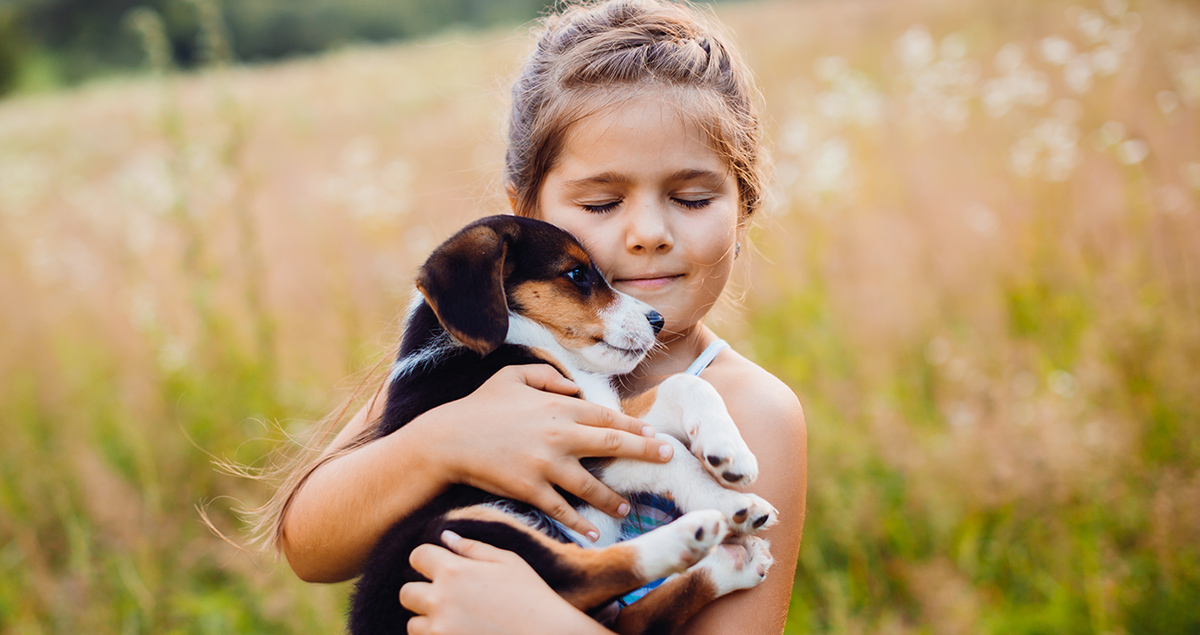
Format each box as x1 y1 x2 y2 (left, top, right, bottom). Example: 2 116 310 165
570 371 620 411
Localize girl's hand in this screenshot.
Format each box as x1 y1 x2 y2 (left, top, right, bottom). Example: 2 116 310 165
414 364 673 541
400 531 610 635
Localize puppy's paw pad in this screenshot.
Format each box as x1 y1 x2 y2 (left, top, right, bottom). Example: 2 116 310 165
636 510 728 578
725 494 778 535
702 536 773 594
690 422 759 486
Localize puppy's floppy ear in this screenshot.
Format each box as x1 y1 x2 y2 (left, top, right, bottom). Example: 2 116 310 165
416 219 519 356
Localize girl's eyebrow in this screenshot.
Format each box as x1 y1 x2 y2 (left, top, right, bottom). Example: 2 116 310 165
563 172 630 189
667 169 727 186
563 169 726 190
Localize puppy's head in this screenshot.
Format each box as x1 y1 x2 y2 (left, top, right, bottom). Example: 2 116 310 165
416 215 662 374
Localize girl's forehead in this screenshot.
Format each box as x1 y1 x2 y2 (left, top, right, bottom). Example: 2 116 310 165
556 89 732 174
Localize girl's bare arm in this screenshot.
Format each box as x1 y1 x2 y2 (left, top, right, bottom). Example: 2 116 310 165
677 362 807 634
281 364 674 583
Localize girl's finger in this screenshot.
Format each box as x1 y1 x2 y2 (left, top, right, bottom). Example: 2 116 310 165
575 422 673 463
409 542 455 579
573 401 657 438
530 486 602 543
399 580 433 615
554 463 633 521
512 364 580 397
440 530 517 563
407 615 432 635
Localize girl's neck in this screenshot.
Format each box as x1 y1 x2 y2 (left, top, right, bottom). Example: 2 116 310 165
617 322 716 398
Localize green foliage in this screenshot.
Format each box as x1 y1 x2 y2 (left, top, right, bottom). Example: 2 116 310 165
2 0 1199 632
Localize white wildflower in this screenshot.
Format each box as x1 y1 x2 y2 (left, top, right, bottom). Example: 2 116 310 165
966 203 998 236
926 337 952 365
1012 371 1038 398
941 33 969 60
1182 163 1200 190
1119 11 1142 33
1101 0 1127 18
1154 185 1188 215
1116 139 1149 165
1156 91 1180 115
1048 370 1077 398
1091 47 1121 76
995 42 1025 74
1075 9 1107 44
1097 121 1126 148
1106 28 1132 53
1065 55 1094 93
806 138 852 196
1040 36 1076 65
781 120 809 155
896 26 936 71
949 403 978 428
815 56 849 81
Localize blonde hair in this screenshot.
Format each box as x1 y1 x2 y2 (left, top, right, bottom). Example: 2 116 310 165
241 0 765 557
506 0 765 221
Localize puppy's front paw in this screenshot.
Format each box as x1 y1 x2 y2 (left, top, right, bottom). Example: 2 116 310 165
722 493 778 536
688 411 759 487
697 536 774 596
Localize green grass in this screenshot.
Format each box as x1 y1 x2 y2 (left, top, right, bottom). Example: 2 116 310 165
1 0 1199 632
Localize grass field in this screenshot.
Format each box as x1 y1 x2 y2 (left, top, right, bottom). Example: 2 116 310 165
1 0 1198 632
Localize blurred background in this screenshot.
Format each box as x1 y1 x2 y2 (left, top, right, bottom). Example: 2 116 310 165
1 0 1198 632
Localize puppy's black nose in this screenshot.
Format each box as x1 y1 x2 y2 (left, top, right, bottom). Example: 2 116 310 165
646 311 665 335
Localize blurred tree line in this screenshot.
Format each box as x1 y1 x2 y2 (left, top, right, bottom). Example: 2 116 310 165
0 0 562 96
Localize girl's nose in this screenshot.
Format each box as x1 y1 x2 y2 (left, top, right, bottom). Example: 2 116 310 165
625 197 673 254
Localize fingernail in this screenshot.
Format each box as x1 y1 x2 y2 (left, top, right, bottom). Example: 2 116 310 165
658 443 673 460
618 503 630 517
642 425 656 438
587 530 600 542
441 530 462 546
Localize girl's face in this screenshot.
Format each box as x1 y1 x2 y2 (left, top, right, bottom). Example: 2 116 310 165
536 93 743 337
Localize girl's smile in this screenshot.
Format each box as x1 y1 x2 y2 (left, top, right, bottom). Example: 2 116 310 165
537 91 744 338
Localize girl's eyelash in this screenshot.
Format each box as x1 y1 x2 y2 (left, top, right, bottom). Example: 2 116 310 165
579 197 712 213
581 200 621 213
674 197 712 210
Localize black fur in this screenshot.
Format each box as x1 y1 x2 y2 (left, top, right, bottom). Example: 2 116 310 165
349 216 628 635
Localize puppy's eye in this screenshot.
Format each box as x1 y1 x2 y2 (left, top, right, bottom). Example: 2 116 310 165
564 265 591 288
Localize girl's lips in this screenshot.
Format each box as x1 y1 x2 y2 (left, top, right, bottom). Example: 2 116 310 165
613 274 683 291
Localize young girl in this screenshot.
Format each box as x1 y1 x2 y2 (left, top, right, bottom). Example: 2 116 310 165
261 1 806 632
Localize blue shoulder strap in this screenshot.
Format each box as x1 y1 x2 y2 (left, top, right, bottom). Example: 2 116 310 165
684 339 729 376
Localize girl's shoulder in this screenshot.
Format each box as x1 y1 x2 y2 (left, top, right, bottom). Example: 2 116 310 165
702 346 806 442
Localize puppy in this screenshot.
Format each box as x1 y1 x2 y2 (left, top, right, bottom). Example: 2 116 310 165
349 215 776 635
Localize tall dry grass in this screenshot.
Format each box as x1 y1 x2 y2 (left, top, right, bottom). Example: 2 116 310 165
0 0 1197 633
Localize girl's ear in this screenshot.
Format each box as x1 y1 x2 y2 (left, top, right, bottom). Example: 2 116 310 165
505 183 519 213
416 220 519 356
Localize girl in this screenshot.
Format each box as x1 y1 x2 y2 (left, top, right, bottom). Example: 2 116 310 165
261 1 806 632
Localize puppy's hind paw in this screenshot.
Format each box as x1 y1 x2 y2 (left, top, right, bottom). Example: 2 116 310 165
698 536 774 596
632 510 728 579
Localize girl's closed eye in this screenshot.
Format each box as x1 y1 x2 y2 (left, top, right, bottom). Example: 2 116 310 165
579 199 622 213
673 196 713 210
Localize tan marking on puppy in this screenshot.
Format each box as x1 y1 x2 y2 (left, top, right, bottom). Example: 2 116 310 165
526 347 577 387
443 505 652 610
620 386 660 418
612 567 720 635
510 277 620 352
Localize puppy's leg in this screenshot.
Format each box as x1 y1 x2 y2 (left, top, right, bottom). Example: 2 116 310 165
600 438 777 535
441 506 728 612
625 374 758 487
612 536 774 635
